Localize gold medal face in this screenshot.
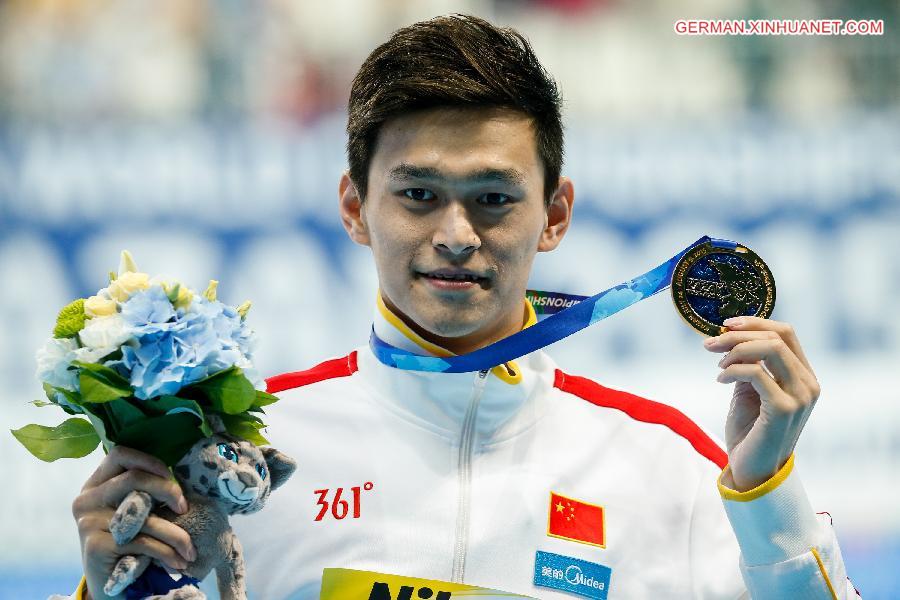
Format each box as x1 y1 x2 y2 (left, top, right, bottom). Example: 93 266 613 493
671 241 776 336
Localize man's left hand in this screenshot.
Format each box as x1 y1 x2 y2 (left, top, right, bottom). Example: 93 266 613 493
703 316 821 492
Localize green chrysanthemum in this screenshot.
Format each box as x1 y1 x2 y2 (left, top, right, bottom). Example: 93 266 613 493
53 299 87 338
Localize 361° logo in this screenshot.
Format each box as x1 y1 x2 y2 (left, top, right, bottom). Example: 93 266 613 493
313 482 374 521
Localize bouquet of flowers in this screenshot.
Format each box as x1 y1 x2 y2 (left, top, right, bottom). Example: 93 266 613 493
12 251 279 466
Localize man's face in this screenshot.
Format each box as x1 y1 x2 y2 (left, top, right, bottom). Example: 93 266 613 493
340 106 572 351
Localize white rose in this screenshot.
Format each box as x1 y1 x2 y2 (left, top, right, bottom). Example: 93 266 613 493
84 294 118 317
78 315 132 349
108 271 150 302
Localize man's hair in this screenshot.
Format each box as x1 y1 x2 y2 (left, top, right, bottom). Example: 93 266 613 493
347 14 563 202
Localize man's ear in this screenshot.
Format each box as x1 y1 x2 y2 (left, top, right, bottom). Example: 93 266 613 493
339 171 371 247
538 176 574 252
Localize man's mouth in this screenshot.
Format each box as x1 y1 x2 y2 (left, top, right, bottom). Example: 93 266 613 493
418 269 489 289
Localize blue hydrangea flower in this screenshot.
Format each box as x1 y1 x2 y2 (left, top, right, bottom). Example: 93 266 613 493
113 285 261 400
120 285 176 332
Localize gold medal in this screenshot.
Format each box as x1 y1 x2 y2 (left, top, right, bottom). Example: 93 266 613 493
671 241 776 336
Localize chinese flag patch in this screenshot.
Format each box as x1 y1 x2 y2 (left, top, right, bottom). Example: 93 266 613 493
547 492 606 548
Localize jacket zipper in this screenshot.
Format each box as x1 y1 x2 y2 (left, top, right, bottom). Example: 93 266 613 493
451 368 489 583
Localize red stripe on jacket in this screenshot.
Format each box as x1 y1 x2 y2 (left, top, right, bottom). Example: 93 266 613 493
265 351 359 394
554 369 728 469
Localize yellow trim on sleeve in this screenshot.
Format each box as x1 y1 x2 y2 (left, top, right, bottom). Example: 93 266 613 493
717 453 795 502
811 547 839 600
75 576 87 600
376 290 534 385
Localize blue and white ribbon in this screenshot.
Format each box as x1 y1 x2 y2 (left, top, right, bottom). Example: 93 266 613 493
370 236 738 373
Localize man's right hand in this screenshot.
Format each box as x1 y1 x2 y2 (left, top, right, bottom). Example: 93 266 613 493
72 446 197 600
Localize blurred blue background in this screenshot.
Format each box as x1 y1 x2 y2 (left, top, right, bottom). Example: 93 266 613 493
0 0 897 598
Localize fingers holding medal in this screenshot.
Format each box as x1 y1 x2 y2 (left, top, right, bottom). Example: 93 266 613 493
705 318 821 409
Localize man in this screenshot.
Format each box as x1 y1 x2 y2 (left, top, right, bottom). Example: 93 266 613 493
69 14 856 599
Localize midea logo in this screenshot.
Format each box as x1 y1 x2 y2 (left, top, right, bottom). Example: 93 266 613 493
564 565 607 591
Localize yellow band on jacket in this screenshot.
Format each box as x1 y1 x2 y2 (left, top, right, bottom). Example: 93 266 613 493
718 453 795 502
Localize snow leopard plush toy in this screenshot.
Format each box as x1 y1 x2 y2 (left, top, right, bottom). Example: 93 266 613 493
103 422 296 600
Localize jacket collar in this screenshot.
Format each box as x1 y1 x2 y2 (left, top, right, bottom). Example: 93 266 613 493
358 291 554 442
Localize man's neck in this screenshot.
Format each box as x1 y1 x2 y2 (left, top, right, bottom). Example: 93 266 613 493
381 294 528 356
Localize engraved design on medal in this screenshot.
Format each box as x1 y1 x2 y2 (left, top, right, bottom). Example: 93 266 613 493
671 242 776 336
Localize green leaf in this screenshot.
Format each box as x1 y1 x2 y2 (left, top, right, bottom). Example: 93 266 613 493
42 382 57 403
105 398 147 429
241 412 264 425
72 362 131 389
72 362 132 404
11 418 101 462
184 368 255 415
53 299 87 338
81 405 114 449
219 413 269 446
251 390 280 409
192 366 236 384
43 383 84 407
40 384 84 415
78 370 132 404
29 399 54 408
143 395 205 422
114 413 205 466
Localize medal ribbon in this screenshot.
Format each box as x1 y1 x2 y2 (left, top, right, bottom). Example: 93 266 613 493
369 235 737 372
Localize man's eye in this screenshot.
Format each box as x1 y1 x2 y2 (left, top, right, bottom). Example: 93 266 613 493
403 188 435 202
478 192 512 205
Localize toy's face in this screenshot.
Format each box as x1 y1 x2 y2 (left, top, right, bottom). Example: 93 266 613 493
175 435 276 515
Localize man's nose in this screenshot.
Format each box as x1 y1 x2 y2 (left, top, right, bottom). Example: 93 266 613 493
432 201 480 256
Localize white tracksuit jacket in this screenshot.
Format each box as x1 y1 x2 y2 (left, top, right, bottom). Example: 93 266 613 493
233 298 857 599
62 298 858 600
